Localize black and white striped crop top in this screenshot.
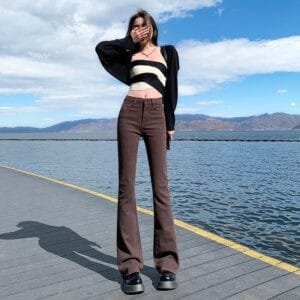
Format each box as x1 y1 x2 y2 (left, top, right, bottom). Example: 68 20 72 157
129 59 168 95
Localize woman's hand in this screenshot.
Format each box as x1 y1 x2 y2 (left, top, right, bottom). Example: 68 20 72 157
130 26 150 43
167 130 175 141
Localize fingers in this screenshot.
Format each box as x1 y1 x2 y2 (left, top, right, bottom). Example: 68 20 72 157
167 131 175 141
138 26 150 39
135 25 150 33
132 26 151 42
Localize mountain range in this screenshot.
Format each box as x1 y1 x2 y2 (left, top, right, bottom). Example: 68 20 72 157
0 112 299 133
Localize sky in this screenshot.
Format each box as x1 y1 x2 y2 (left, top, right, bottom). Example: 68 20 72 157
0 0 299 127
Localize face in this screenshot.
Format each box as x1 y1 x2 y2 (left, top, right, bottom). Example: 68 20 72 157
132 16 153 44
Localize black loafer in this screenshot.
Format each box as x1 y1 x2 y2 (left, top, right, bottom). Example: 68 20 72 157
157 271 178 290
121 272 145 294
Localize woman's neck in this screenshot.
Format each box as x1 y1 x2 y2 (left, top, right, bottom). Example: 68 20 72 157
139 41 155 51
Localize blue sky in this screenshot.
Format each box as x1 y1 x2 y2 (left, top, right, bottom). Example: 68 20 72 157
0 0 299 127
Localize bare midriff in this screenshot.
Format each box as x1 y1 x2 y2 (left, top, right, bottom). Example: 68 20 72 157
127 87 162 99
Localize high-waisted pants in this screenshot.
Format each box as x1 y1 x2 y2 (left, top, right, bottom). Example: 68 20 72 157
116 95 180 276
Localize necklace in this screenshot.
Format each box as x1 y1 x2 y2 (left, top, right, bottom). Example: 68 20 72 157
140 46 156 57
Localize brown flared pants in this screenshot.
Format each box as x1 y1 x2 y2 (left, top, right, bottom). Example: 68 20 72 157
116 95 180 276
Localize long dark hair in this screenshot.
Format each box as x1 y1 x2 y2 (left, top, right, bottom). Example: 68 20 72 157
126 9 158 46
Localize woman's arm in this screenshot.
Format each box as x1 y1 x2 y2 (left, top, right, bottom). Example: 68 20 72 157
95 27 150 84
95 35 137 84
164 45 180 132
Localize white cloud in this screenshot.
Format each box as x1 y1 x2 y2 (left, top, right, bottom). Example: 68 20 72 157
176 107 204 114
196 100 223 105
2 1 300 123
178 36 300 95
0 0 221 120
276 89 287 94
0 56 75 78
0 106 42 114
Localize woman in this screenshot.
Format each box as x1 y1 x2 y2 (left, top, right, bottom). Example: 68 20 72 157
95 9 180 294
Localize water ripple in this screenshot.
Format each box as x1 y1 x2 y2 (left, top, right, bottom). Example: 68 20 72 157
0 134 299 267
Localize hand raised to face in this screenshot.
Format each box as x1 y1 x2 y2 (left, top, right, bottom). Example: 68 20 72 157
130 25 151 43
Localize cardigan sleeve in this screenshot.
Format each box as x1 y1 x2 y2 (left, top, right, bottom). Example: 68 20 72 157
164 45 180 131
95 35 137 85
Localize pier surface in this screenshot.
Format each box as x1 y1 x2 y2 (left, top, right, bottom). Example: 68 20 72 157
0 165 299 299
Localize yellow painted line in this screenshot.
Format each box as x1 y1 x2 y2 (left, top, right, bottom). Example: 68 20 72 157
0 164 299 275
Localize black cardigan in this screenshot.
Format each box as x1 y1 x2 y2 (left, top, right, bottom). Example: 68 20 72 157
95 35 180 131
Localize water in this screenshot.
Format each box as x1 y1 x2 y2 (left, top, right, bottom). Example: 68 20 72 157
0 129 299 140
0 130 299 267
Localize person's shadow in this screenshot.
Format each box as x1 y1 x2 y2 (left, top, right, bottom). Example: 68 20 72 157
0 221 157 288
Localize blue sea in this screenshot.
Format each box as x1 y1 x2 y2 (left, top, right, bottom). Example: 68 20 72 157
0 130 299 267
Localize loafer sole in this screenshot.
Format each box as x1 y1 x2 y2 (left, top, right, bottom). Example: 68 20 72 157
157 280 178 290
122 283 145 294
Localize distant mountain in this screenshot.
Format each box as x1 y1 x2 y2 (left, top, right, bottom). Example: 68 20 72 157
0 112 299 133
175 112 300 131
